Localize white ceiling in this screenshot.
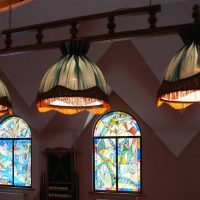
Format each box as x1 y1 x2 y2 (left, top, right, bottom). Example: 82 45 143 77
0 0 199 155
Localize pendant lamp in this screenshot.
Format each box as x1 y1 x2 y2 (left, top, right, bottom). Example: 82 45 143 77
36 40 110 115
157 24 200 109
0 79 12 116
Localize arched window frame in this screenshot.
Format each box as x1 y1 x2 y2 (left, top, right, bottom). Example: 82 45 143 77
93 111 142 193
0 116 32 188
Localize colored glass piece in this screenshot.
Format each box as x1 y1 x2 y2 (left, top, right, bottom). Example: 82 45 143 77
0 116 31 187
94 138 116 191
94 111 141 193
94 111 141 137
14 140 31 186
118 138 141 192
0 117 31 138
0 140 13 185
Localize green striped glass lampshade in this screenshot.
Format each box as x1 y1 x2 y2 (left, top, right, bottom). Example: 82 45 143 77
0 79 12 116
157 24 200 109
36 40 110 115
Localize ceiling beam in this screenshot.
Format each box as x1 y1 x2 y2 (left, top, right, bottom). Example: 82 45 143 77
0 4 198 56
0 23 191 56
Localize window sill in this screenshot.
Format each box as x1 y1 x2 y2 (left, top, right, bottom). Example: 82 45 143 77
0 186 35 191
89 191 145 196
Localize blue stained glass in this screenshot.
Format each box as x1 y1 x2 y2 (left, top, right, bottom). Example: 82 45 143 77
0 140 13 185
0 117 31 138
0 116 32 188
94 138 116 191
94 111 141 137
94 111 141 193
118 138 141 192
14 140 31 186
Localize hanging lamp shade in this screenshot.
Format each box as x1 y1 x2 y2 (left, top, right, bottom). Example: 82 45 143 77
36 40 110 115
0 79 12 116
157 24 200 109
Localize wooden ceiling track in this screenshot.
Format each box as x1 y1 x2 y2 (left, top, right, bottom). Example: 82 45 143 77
0 4 199 55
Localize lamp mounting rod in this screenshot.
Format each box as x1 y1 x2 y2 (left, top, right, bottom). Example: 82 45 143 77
0 4 199 56
0 4 161 51
0 23 192 55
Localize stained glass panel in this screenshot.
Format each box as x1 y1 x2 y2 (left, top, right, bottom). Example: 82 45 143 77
118 138 141 192
94 111 142 193
0 117 31 138
14 140 31 186
94 111 140 137
0 140 13 185
94 138 116 191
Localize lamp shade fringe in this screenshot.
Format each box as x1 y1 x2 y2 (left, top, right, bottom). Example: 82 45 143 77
37 103 110 115
37 85 110 114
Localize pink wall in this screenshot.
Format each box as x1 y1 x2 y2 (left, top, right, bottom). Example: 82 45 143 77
0 91 198 200
75 92 200 200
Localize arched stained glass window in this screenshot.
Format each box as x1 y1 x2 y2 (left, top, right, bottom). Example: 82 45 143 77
0 116 31 187
93 111 141 193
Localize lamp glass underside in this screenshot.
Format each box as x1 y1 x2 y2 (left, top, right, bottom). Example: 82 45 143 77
37 96 110 115
0 105 8 111
158 90 200 109
161 90 200 102
0 105 11 116
48 97 104 107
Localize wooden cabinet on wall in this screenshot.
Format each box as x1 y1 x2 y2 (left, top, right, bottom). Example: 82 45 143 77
45 147 78 200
